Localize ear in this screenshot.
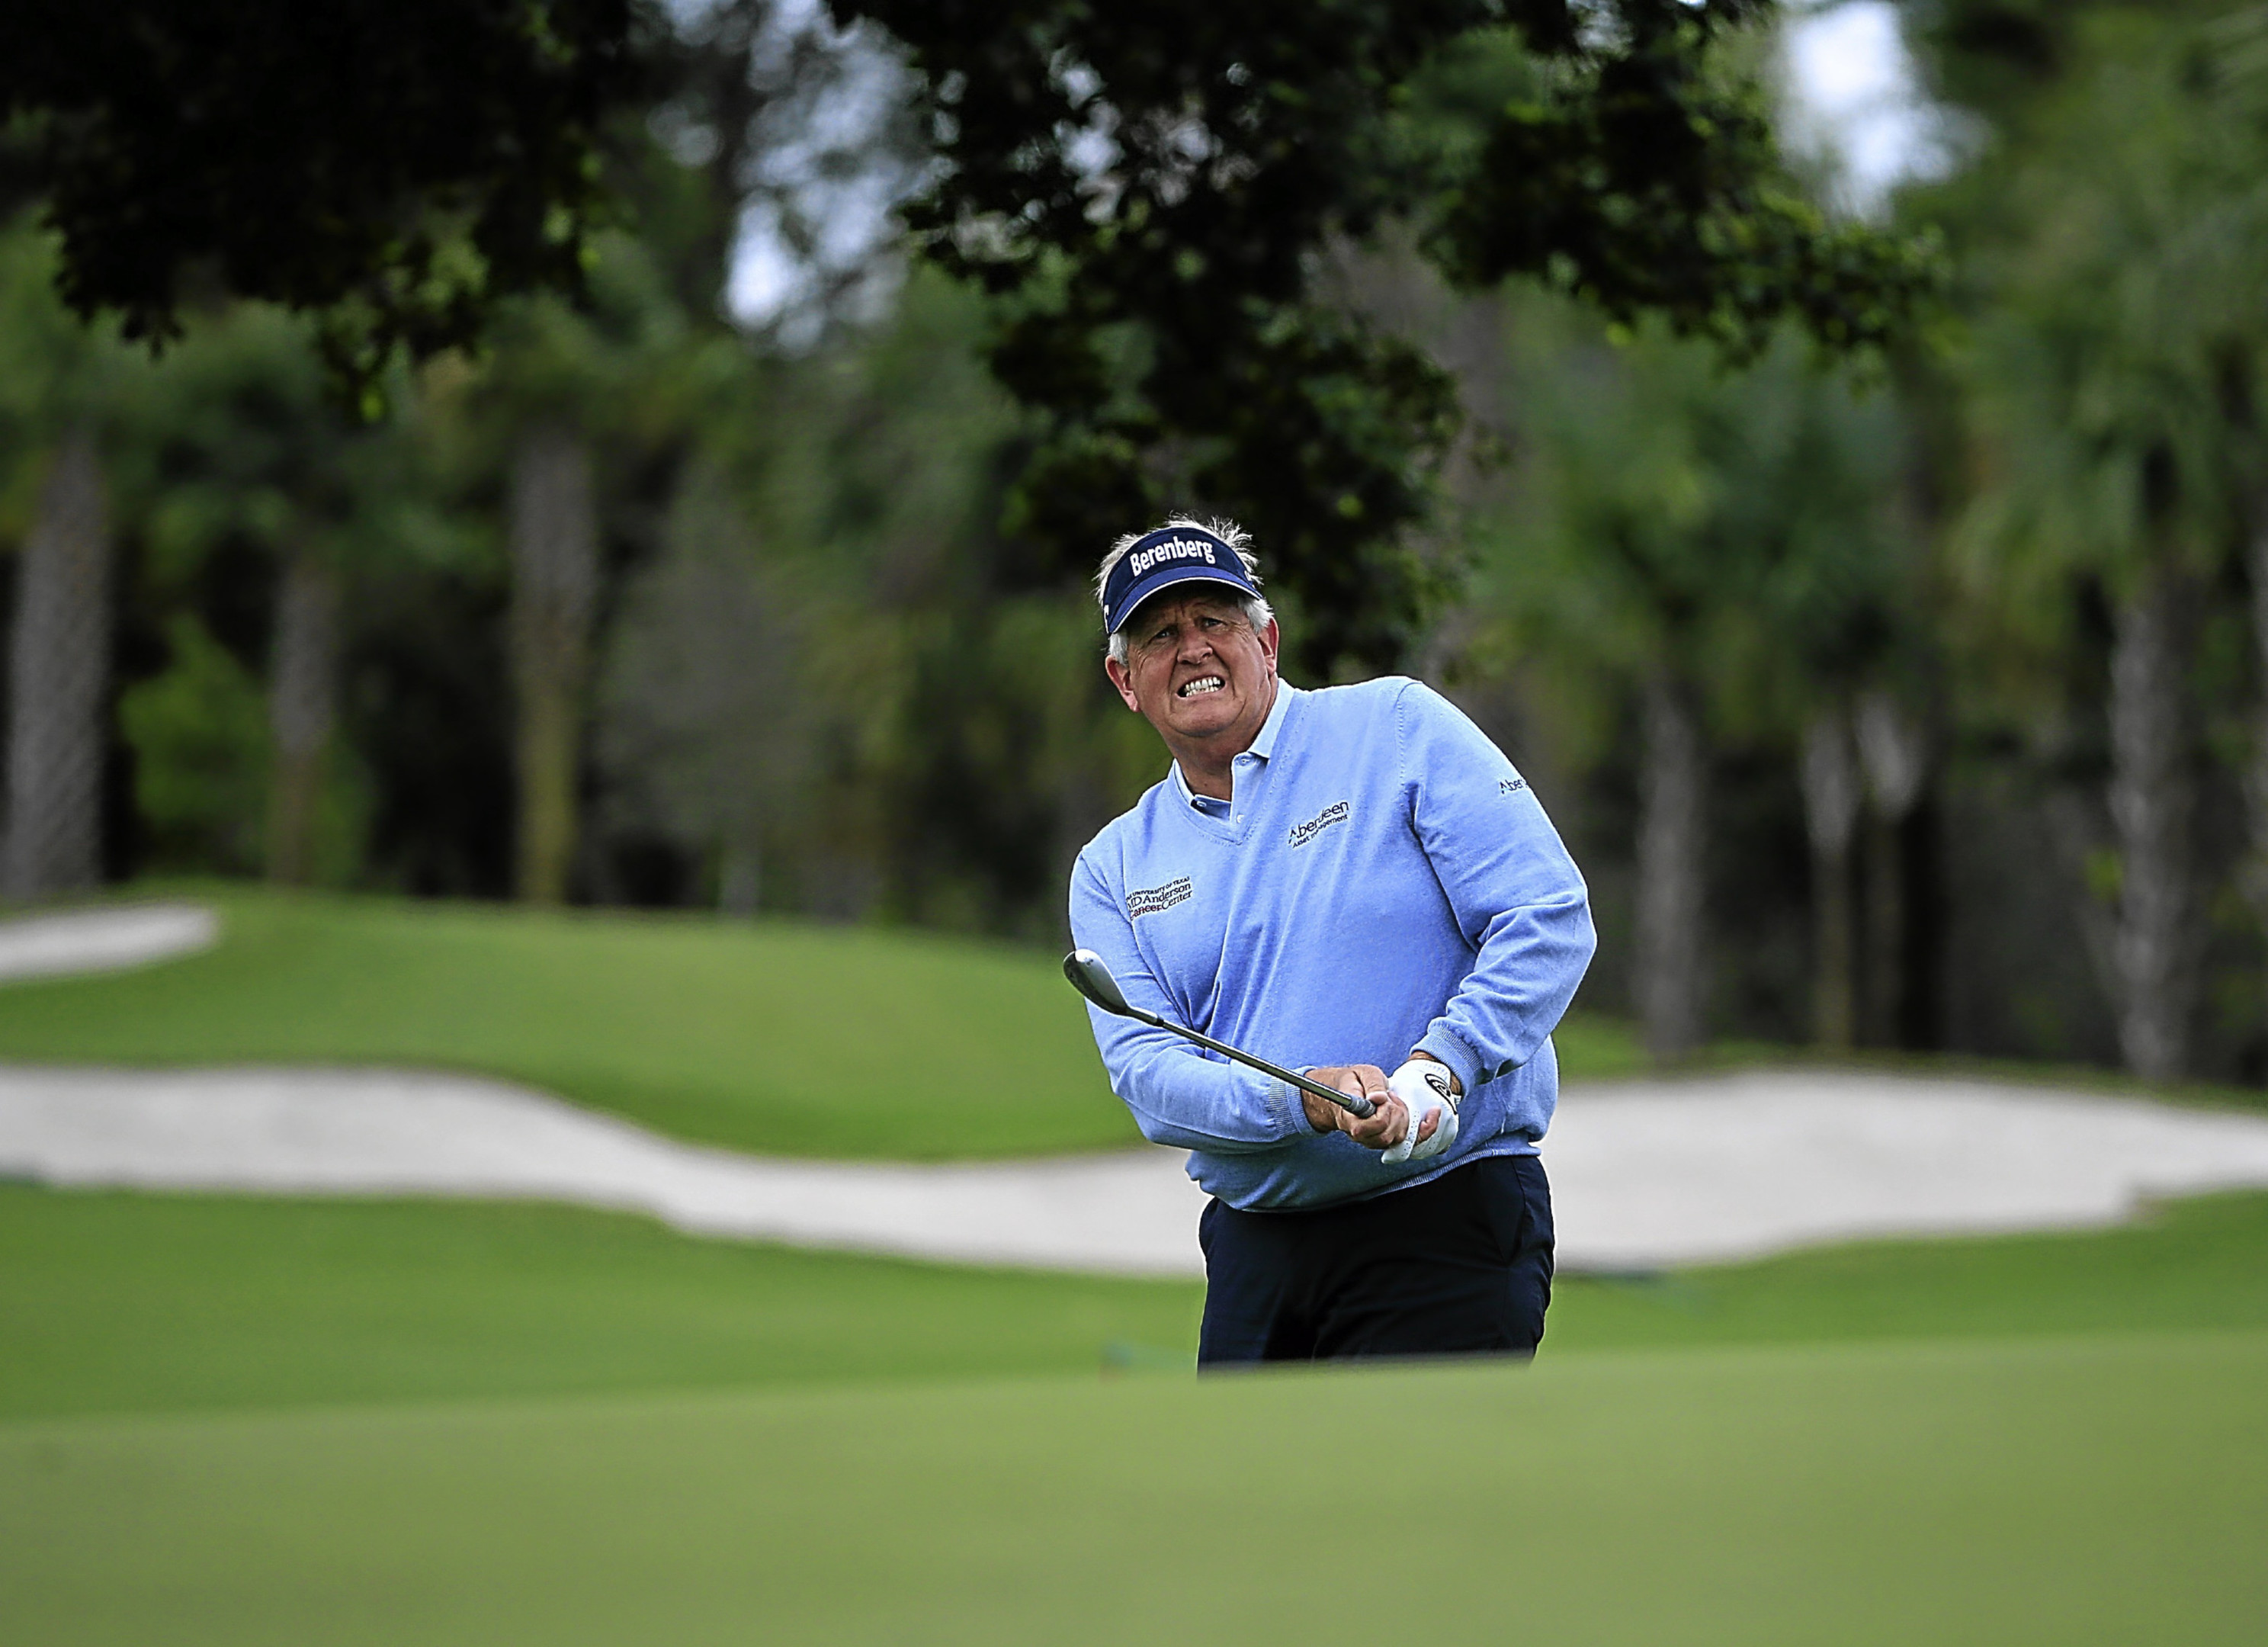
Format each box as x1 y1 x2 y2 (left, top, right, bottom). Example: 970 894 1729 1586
1256 616 1280 673
1104 653 1142 712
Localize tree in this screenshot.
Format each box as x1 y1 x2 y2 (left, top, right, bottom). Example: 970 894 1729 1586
414 206 746 904
1800 707 1862 1048
0 214 133 901
1854 688 1931 1045
3 429 111 898
1 0 643 403
124 304 433 884
507 424 601 905
1923 3 2268 1080
1463 304 1740 1061
835 0 1936 674
598 459 813 913
1464 293 1920 1061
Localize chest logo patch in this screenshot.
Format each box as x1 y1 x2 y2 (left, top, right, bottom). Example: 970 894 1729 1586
1125 876 1193 918
1287 801 1351 849
1499 776 1529 795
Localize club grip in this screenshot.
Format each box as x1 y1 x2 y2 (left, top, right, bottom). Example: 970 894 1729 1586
1288 1068 1375 1119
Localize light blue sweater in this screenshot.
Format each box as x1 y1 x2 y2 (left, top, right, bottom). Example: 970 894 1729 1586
1069 677 1596 1212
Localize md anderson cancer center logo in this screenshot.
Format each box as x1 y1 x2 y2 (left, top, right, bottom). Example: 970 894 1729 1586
1125 876 1193 918
1125 535 1219 576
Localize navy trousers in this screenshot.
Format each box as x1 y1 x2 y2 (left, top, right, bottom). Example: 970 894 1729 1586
1196 1153 1554 1365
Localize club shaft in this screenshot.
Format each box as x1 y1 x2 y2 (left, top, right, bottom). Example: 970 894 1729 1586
1134 1009 1376 1119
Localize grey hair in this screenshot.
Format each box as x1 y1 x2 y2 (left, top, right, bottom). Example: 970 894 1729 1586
1096 516 1275 666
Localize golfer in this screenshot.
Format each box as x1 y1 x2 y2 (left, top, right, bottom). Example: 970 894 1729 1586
1070 518 1596 1363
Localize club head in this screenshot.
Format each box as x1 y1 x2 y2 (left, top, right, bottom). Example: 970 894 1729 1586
1063 949 1136 1017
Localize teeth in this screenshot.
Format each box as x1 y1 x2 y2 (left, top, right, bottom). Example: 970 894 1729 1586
1179 676 1224 698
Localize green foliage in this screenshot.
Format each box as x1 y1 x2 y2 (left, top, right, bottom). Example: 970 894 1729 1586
0 0 644 407
0 210 149 518
12 0 2268 1071
124 304 433 579
840 0 1934 673
653 267 1168 934
114 617 269 874
1464 298 1923 759
1944 11 2268 590
1429 14 1942 356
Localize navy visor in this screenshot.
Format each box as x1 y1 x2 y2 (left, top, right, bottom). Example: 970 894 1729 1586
1101 526 1261 634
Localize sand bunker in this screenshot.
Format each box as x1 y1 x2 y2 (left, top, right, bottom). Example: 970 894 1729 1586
0 903 217 983
6 1063 2268 1273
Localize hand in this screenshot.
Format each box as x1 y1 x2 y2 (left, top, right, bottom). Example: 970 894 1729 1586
1302 1063 1441 1153
1380 1058 1460 1165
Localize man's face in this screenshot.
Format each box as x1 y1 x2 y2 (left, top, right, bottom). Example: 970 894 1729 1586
1104 589 1280 753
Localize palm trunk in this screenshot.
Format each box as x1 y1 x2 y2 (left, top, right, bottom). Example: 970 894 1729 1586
1801 707 1860 1051
509 426 599 906
2106 564 2193 1082
1635 671 1705 1063
265 552 340 885
1856 692 1927 1048
4 429 112 900
2243 508 2268 1045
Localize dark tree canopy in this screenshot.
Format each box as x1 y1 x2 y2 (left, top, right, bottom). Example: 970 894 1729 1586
836 0 1938 673
0 0 641 400
2 0 1936 669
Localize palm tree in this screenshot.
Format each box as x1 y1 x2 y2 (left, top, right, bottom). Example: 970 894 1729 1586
432 233 720 907
127 303 431 887
507 422 601 906
1946 9 2268 1081
1855 689 1930 1044
1469 293 1919 1061
3 428 111 898
0 217 131 901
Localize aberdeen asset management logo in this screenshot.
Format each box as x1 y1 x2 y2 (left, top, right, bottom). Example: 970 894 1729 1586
1287 801 1350 849
1125 876 1192 918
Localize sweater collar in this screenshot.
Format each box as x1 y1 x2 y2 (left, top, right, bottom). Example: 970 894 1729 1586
1169 679 1297 814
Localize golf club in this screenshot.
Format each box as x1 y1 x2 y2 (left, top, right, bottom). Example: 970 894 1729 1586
1062 948 1377 1119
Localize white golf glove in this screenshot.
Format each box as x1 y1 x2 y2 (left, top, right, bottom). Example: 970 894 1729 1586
1380 1058 1459 1166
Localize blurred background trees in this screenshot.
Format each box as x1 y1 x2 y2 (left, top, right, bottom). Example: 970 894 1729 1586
9 0 2268 1087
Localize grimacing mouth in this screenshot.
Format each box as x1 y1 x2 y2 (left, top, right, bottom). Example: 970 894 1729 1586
1176 674 1226 700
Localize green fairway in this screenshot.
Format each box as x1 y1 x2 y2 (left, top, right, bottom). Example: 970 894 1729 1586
8 884 2257 1643
6 1332 2263 1645
0 1186 1202 1422
0 886 1642 1155
1551 1188 2268 1350
6 1183 2267 1424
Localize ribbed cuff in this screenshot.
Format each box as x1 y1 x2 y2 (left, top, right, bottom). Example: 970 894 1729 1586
1413 1027 1483 1100
1262 1067 1311 1139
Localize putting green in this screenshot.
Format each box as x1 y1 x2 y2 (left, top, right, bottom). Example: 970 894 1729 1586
5 1332 2263 1645
7 1183 2267 1423
0 887 1642 1157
